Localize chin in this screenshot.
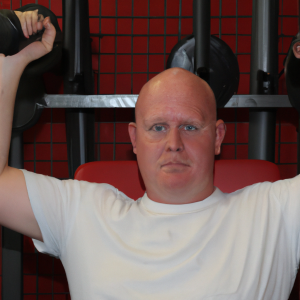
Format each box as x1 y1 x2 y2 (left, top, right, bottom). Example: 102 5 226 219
159 172 192 191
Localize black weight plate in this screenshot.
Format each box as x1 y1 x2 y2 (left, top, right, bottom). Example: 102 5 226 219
0 10 21 56
285 34 300 114
12 74 46 131
10 4 62 131
166 35 239 108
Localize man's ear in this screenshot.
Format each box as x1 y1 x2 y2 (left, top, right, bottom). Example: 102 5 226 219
128 122 137 154
215 120 226 155
293 42 300 59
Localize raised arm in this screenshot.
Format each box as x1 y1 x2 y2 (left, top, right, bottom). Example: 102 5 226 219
0 16 55 241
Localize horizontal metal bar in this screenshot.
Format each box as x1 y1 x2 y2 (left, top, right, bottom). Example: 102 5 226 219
43 94 292 108
226 95 291 108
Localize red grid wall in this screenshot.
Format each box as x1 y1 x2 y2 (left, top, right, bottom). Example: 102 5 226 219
0 0 299 299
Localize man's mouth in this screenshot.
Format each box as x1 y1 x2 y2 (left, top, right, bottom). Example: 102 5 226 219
161 162 190 168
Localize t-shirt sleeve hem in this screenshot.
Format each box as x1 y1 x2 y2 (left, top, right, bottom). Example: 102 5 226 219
32 239 60 258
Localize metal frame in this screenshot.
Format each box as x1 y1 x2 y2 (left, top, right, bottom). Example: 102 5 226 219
43 94 292 108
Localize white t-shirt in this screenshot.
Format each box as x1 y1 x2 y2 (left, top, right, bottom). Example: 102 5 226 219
21 169 300 300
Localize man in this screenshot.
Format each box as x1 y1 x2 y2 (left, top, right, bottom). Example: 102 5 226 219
1 16 300 300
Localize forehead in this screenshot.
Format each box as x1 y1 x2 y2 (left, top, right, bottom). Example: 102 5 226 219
142 96 207 124
138 85 213 124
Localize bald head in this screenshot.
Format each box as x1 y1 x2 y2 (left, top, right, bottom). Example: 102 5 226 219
128 67 226 204
135 68 216 124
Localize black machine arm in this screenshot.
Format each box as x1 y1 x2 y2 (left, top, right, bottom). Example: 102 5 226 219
193 0 210 83
62 0 94 95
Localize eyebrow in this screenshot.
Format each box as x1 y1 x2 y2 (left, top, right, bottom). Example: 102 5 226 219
142 105 209 125
143 117 204 126
144 117 167 124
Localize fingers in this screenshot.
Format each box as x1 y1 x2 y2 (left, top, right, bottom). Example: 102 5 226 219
37 14 44 31
24 11 33 36
31 10 38 34
16 10 45 39
18 12 28 38
38 14 45 22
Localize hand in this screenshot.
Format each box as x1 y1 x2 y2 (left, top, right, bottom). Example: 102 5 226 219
292 41 300 59
19 16 56 64
14 10 45 39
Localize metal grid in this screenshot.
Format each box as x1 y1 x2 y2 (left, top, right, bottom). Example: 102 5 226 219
94 108 136 161
0 0 299 299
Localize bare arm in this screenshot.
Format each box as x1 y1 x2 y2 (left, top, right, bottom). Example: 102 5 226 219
0 16 56 241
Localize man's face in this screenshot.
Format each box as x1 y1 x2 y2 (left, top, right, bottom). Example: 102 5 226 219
129 69 225 204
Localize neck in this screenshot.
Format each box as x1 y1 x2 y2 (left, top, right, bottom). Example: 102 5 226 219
146 182 215 205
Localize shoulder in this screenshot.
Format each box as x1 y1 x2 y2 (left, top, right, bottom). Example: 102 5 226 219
222 175 300 210
221 180 279 210
21 169 135 205
67 179 136 212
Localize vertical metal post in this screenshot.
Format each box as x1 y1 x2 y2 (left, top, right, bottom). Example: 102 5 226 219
193 0 210 83
2 131 23 300
249 109 277 162
248 0 279 162
63 0 95 178
65 109 95 178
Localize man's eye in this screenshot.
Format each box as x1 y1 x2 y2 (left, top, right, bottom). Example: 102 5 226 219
183 125 197 131
153 125 165 132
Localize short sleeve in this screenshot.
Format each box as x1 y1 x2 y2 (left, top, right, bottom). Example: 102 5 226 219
270 175 300 264
21 169 82 258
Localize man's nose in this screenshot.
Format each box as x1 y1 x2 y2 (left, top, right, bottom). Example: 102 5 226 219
165 128 184 152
